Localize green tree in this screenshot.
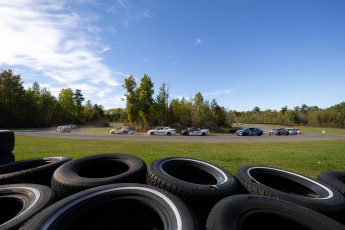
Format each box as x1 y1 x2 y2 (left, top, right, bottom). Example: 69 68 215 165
155 82 170 125
38 87 58 126
211 99 227 126
58 88 76 122
136 74 154 128
123 75 138 125
24 82 41 126
106 108 127 123
253 106 261 113
74 89 85 114
193 92 206 126
328 102 345 128
0 69 26 127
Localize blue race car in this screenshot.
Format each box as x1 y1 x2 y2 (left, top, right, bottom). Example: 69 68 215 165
235 128 263 136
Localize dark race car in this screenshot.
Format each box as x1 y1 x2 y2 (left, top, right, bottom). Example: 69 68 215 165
235 128 263 136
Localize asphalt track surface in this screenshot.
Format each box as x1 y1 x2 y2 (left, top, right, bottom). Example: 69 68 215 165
15 129 345 143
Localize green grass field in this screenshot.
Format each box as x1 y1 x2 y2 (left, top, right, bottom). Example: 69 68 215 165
13 133 345 180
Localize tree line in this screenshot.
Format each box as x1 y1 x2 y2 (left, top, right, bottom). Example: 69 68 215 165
0 69 105 128
231 103 345 128
1 69 344 129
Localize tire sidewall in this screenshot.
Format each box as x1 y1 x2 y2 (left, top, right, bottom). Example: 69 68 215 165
153 157 234 191
53 153 146 184
20 183 197 230
0 183 55 229
207 194 345 230
236 165 345 213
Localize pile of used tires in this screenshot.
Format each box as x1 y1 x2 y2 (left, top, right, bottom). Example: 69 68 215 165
1 131 345 229
0 130 16 165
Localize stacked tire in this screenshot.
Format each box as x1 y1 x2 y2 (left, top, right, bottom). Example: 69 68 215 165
1 149 345 229
146 157 244 227
0 156 72 186
0 130 15 165
21 154 200 229
233 165 345 227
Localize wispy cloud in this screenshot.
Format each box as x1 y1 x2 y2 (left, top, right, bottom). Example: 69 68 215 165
203 88 239 96
138 55 150 63
193 36 217 46
0 0 125 108
107 0 152 27
193 38 203 46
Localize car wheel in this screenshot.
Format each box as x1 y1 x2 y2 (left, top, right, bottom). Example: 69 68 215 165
167 132 171 136
147 157 243 226
0 156 72 186
51 153 147 198
202 133 206 136
206 194 345 230
0 183 56 230
20 183 199 230
235 165 345 221
150 132 155 135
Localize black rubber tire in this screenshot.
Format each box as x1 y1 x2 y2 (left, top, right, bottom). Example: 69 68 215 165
147 157 243 226
206 194 345 230
20 183 199 230
317 171 345 196
0 130 15 155
235 165 345 219
0 152 15 165
0 183 56 230
0 156 72 186
51 153 147 198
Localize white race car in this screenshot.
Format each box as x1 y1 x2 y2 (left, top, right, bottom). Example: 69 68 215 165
110 127 136 135
180 127 209 136
147 127 176 136
57 126 72 133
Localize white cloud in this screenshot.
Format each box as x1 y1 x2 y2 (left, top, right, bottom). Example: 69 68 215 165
107 0 152 27
203 88 238 96
0 0 123 109
194 38 203 46
138 55 150 63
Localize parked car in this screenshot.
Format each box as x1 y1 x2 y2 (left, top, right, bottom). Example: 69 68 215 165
110 127 136 135
57 126 72 133
235 128 263 136
180 127 209 136
268 128 289 136
147 127 176 136
285 128 299 135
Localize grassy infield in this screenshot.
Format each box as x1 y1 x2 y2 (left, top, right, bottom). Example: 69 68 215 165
14 125 345 179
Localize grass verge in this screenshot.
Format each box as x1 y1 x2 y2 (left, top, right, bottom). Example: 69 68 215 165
13 135 345 179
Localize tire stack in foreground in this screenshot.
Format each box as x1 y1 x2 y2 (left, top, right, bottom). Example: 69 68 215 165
0 130 16 165
0 150 345 229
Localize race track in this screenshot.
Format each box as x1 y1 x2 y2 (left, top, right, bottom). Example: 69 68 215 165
15 129 345 143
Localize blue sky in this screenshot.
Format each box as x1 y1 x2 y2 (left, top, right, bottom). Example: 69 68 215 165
1 0 344 111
